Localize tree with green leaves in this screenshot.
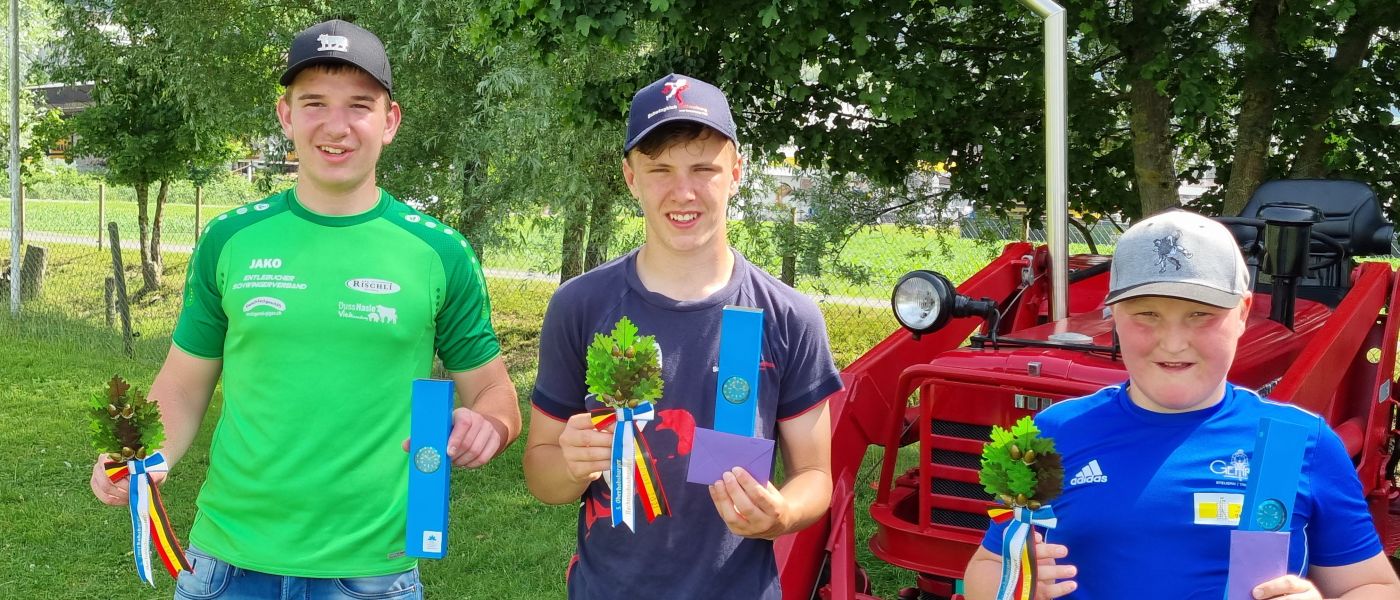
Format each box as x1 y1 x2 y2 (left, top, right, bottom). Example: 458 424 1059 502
361 1 640 280
60 62 233 292
44 0 645 282
483 0 1400 224
50 0 301 293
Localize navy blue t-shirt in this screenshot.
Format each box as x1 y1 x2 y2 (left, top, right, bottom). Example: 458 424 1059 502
532 248 843 600
982 383 1382 599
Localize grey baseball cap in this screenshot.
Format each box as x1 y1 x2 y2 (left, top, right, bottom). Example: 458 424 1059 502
1104 210 1250 308
281 20 392 95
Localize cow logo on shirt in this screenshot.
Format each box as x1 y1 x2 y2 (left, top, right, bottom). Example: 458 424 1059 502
338 301 398 324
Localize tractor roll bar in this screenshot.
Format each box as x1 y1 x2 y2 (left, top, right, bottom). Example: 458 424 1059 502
1019 0 1069 321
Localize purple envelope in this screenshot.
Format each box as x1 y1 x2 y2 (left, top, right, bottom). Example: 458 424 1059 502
1226 530 1290 600
686 428 775 486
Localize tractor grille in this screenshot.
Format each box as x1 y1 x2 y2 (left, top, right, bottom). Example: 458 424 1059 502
929 419 994 531
931 509 991 530
932 419 993 441
932 478 993 501
931 449 982 469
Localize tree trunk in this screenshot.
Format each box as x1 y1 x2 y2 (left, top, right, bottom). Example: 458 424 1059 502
583 194 616 272
138 180 166 292
152 180 168 271
558 198 589 284
1290 10 1378 178
1223 0 1285 215
134 183 151 264
1125 3 1181 218
780 207 800 286
1068 216 1099 255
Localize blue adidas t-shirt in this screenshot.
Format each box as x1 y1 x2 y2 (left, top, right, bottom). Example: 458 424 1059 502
981 383 1381 599
532 248 844 600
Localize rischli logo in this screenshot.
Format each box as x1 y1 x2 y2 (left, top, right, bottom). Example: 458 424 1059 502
317 34 349 52
346 278 401 295
1069 460 1108 485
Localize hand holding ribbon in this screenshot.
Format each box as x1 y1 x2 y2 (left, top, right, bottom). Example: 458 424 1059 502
988 504 1059 600
104 451 191 585
590 402 670 531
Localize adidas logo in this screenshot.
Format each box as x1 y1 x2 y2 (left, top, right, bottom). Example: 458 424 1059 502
1069 460 1109 485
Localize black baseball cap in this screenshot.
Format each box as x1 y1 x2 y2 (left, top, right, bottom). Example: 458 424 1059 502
624 73 738 154
281 19 393 95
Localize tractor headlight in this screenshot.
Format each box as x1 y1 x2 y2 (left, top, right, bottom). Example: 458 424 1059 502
892 270 956 335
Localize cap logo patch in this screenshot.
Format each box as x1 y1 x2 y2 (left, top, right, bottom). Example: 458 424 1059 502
661 78 689 106
317 34 349 52
1153 231 1192 272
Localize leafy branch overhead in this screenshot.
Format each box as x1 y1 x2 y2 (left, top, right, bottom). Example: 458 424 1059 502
586 317 663 408
89 375 165 462
980 416 1063 508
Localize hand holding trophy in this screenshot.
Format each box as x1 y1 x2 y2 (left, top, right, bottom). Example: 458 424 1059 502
90 375 191 585
980 416 1063 600
585 317 670 531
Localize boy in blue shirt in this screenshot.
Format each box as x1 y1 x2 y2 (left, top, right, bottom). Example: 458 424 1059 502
964 210 1400 599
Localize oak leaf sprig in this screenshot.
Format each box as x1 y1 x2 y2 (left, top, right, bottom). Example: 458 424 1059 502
979 416 1063 509
585 317 663 409
89 375 165 462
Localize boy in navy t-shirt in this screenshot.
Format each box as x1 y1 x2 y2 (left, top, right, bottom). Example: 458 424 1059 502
522 74 843 599
963 211 1400 599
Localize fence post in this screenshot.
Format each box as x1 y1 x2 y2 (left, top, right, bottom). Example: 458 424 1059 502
97 183 105 249
105 275 115 328
17 184 23 245
194 185 203 242
107 221 134 358
18 244 46 301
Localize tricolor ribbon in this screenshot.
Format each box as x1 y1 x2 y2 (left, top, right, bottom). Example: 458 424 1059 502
104 451 191 585
988 504 1058 600
591 402 671 531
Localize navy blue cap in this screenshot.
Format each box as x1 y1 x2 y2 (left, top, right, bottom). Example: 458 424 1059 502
624 73 737 154
281 20 393 95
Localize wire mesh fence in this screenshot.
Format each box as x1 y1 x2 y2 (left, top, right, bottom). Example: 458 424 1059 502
7 180 1398 365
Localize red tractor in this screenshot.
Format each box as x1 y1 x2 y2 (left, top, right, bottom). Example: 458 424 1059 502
774 2 1400 598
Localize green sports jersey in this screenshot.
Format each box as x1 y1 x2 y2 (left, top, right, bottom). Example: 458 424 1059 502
172 188 499 577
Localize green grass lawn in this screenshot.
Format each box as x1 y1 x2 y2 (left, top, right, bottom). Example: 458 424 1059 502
0 239 931 598
11 237 1397 598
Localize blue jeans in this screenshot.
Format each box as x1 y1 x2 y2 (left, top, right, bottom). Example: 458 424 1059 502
174 546 424 600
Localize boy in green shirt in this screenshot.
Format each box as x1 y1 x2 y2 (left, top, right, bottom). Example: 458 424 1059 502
89 19 520 599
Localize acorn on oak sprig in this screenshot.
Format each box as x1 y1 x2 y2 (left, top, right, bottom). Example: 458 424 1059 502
89 375 165 462
979 416 1063 509
585 317 663 409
